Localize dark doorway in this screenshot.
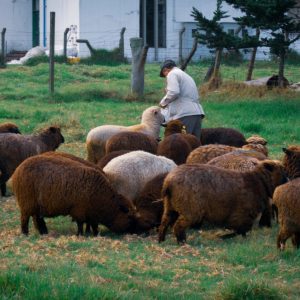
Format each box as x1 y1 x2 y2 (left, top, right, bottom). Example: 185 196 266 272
32 0 40 46
140 0 166 48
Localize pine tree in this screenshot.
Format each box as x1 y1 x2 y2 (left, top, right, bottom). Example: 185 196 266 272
225 0 300 87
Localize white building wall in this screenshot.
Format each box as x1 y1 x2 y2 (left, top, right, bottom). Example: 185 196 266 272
0 0 32 53
78 0 140 58
40 0 79 53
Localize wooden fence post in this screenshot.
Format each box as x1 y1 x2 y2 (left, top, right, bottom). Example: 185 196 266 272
130 38 149 98
178 27 185 64
0 28 6 68
49 12 55 94
118 27 126 60
63 27 70 61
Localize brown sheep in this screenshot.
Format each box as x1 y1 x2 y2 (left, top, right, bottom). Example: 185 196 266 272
273 178 300 250
282 146 300 179
12 154 137 236
0 122 21 134
0 126 64 196
105 131 158 155
186 144 237 164
97 150 131 169
163 119 200 149
200 127 247 147
134 173 167 233
158 160 287 244
157 134 192 165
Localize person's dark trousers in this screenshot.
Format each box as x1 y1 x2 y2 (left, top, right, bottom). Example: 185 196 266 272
178 115 204 140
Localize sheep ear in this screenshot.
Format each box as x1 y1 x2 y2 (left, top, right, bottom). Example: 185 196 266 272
282 148 292 156
263 161 275 172
49 126 57 133
154 111 158 115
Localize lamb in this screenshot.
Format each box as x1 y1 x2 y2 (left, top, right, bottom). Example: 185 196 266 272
0 126 64 196
105 131 158 155
282 146 300 179
273 178 300 250
186 144 237 164
103 151 177 202
86 106 164 163
134 173 167 232
200 127 247 147
163 119 200 150
157 134 192 165
0 122 21 134
186 144 267 165
12 154 137 236
158 160 287 244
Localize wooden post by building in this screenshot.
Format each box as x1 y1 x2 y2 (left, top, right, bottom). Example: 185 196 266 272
0 28 6 68
179 27 186 65
118 27 126 60
49 12 55 94
130 38 149 98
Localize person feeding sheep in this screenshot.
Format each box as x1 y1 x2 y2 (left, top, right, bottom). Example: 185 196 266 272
159 59 205 139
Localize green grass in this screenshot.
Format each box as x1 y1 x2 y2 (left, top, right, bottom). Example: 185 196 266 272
0 61 299 299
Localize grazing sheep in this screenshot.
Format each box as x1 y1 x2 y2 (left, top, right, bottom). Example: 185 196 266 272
103 151 176 202
12 155 137 236
105 131 158 155
97 150 131 169
157 134 192 165
273 178 300 250
0 126 64 196
200 127 247 147
0 122 21 134
282 146 300 179
134 173 167 232
245 135 268 156
158 160 287 244
163 119 200 149
186 144 237 164
86 106 164 163
241 143 268 158
207 152 261 171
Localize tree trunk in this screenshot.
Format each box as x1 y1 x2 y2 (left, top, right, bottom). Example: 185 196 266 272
118 27 126 61
130 38 149 98
208 48 223 90
180 37 198 71
246 28 260 81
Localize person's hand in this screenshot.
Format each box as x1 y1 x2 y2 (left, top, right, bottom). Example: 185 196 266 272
159 103 167 109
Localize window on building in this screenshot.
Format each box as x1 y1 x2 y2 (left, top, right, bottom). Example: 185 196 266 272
140 0 166 48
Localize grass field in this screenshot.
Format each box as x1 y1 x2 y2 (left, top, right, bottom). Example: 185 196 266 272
0 61 299 299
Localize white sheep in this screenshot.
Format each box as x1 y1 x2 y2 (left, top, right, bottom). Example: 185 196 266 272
86 106 164 163
103 150 177 202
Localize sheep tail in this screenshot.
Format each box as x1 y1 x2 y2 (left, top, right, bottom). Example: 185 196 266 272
162 185 172 200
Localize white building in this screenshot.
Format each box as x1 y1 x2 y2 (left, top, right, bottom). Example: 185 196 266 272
0 0 299 62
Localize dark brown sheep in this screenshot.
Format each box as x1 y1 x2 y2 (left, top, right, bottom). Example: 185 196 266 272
157 134 192 165
282 146 300 179
163 119 200 149
273 178 300 250
200 127 247 147
158 160 287 244
97 150 131 169
105 131 158 155
134 173 167 233
0 122 21 134
0 126 64 196
12 154 137 236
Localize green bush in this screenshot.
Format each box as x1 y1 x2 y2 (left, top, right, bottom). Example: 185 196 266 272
24 55 67 66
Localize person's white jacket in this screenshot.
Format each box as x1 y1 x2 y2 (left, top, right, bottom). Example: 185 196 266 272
160 67 205 122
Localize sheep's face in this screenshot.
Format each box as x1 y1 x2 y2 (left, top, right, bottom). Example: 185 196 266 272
48 126 65 147
142 106 165 125
164 120 185 136
283 146 300 179
262 161 288 195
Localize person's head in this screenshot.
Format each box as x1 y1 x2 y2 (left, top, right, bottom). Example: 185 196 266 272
159 60 176 77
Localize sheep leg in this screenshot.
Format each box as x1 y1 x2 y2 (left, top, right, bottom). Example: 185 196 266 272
292 233 300 249
259 206 272 228
21 214 30 235
32 215 48 235
158 211 174 243
76 221 84 236
277 228 291 251
91 222 99 237
173 215 191 245
85 223 91 235
1 183 6 197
